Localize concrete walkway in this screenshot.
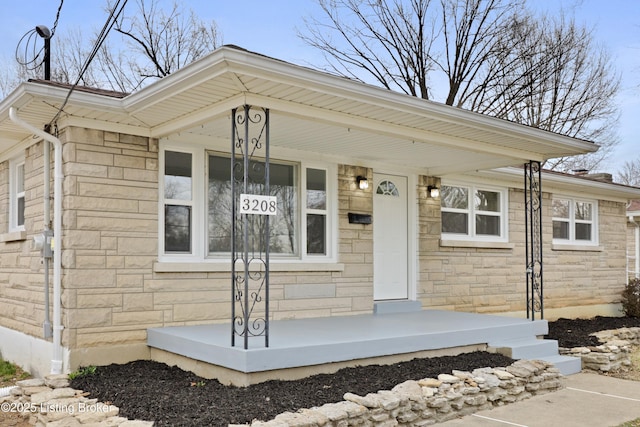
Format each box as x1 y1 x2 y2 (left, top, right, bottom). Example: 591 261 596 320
441 372 640 427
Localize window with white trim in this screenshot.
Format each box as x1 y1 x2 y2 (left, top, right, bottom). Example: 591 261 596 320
163 150 193 253
440 183 507 241
9 158 25 232
552 197 597 244
160 146 333 260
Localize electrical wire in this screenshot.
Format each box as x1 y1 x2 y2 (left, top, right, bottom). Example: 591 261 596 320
50 0 64 37
48 0 129 127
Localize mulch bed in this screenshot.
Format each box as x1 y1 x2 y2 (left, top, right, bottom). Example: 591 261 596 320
69 316 640 426
547 315 640 348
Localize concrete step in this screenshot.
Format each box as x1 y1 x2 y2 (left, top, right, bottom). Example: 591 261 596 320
489 338 558 360
537 354 583 375
488 337 582 375
373 300 422 314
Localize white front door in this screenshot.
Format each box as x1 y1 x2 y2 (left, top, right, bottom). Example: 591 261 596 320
373 173 408 300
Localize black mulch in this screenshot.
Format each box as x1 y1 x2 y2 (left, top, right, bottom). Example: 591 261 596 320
547 315 640 348
69 316 640 426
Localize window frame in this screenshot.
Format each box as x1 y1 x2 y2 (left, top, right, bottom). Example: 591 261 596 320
440 181 509 243
160 148 201 258
552 196 598 246
159 143 336 263
9 157 26 232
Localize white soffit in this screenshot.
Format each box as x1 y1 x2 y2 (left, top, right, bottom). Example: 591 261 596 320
0 46 599 175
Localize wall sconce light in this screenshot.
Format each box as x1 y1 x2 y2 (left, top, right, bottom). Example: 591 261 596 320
357 176 369 190
427 185 440 198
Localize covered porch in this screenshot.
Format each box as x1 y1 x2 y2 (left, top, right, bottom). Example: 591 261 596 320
147 308 581 386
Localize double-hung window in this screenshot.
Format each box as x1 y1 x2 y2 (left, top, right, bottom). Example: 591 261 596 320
9 158 25 232
160 146 333 261
440 183 507 241
163 151 193 253
552 197 597 244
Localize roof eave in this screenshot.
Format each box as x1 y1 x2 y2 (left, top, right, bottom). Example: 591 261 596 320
470 167 640 201
123 46 597 159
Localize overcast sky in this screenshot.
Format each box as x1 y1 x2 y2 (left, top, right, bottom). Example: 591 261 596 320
1 0 638 173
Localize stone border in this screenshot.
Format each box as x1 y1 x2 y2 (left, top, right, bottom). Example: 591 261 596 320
560 327 640 373
0 374 152 427
243 359 563 427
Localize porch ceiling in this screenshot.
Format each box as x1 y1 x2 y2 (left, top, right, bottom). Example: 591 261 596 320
0 46 598 175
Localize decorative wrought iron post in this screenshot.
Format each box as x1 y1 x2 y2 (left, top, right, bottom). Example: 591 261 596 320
524 161 544 320
231 105 270 349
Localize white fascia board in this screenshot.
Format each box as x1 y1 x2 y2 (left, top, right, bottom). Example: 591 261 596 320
123 52 232 114
16 82 124 112
0 81 126 124
0 85 33 122
217 47 598 156
468 167 640 201
123 46 597 159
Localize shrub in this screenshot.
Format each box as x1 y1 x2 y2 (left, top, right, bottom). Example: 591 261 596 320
621 278 640 318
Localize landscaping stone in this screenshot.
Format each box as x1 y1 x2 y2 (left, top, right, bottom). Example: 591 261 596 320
248 361 563 426
559 326 640 373
0 374 153 427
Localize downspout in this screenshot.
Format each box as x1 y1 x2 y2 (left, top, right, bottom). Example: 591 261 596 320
43 139 52 339
9 107 64 374
631 215 640 279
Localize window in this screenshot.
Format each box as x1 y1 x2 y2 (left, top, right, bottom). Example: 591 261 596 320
306 168 327 255
441 183 507 241
9 158 25 231
552 197 597 244
208 154 298 255
163 151 193 253
160 146 332 260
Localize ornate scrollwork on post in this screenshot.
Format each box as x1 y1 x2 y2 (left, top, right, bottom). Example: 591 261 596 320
231 105 270 349
524 161 544 320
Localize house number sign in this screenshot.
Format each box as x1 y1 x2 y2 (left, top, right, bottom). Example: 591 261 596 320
239 194 277 215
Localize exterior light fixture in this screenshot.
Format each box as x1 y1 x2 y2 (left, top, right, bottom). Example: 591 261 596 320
427 185 440 198
357 176 369 190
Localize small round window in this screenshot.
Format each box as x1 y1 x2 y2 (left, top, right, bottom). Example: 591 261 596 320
376 180 399 197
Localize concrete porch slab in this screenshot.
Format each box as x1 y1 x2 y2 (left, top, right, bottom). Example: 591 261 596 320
148 310 551 375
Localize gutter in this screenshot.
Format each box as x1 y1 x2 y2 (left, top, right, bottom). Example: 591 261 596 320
8 107 64 374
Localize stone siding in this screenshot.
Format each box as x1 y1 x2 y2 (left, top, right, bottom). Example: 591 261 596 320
0 128 379 368
418 187 628 316
0 126 631 370
60 127 160 356
0 141 47 339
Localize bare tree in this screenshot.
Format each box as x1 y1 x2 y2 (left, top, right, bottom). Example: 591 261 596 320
0 57 25 98
110 0 220 87
2 0 221 95
477 11 620 171
616 159 640 187
301 0 620 171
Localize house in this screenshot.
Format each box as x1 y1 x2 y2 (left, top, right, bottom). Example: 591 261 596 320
1 46 638 380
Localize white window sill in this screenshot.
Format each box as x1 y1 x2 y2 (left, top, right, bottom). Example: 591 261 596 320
551 243 603 252
440 239 514 250
0 230 26 242
154 261 345 273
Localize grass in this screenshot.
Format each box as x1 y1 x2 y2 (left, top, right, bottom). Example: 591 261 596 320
68 365 97 380
0 359 17 379
0 357 30 387
616 419 640 427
